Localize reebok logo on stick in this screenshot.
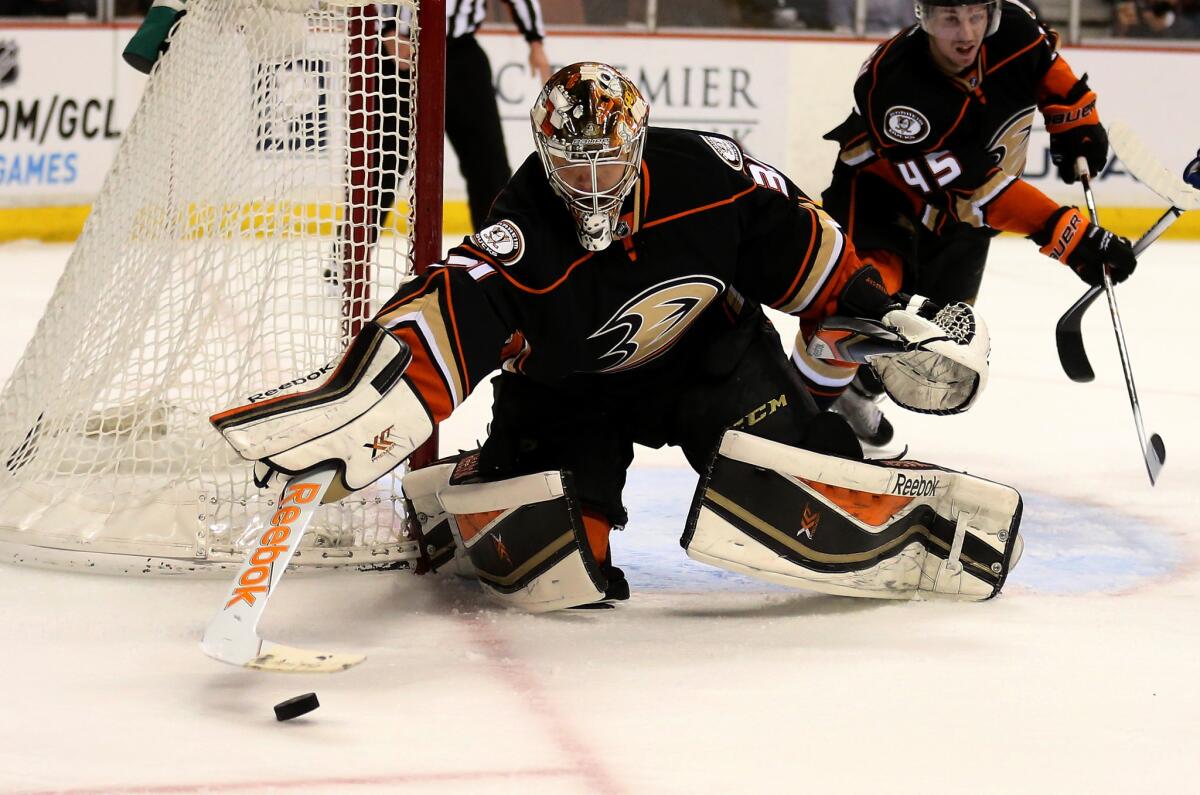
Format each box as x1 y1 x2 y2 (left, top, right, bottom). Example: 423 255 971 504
224 479 321 608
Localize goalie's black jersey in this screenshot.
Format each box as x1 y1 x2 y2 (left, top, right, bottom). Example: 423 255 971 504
374 127 861 424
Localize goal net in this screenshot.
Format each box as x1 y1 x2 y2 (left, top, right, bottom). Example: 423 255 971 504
0 0 445 574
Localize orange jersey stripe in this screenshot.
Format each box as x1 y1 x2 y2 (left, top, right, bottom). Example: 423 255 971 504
437 269 473 395
391 326 456 423
986 33 1046 75
769 202 820 309
642 184 757 230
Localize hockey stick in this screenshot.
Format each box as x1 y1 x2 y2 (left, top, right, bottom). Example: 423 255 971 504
806 316 910 364
1109 121 1200 211
200 466 366 673
1055 122 1200 382
1055 207 1183 382
1073 157 1165 485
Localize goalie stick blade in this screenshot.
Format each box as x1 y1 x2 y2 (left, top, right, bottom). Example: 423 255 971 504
247 642 365 674
200 638 365 673
199 627 367 673
1055 285 1102 382
1109 121 1200 211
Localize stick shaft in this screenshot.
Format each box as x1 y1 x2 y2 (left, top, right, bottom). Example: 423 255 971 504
1076 159 1162 484
201 468 336 665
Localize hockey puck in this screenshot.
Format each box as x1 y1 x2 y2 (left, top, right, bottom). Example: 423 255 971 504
274 692 319 722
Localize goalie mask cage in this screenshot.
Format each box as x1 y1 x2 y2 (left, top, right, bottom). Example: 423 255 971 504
0 0 445 574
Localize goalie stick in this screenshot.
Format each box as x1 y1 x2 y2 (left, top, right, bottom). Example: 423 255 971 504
805 316 910 364
200 466 366 673
1070 157 1165 485
1056 122 1200 383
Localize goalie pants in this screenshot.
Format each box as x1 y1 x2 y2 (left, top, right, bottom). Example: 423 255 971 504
475 309 862 529
822 169 995 305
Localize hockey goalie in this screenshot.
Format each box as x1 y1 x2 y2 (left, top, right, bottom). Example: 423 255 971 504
211 63 1021 612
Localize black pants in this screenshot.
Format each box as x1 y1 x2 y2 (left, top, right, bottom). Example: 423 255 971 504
374 35 511 233
822 169 995 305
475 311 861 526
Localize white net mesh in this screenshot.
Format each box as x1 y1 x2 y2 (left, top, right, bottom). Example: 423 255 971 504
0 0 430 574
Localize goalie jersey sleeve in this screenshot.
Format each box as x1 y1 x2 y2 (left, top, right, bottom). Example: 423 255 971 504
832 0 1096 237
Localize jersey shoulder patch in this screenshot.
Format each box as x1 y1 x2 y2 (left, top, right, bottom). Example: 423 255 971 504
881 105 931 145
470 220 525 265
700 134 745 170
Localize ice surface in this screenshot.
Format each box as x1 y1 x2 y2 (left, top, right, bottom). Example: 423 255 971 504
1 236 1198 794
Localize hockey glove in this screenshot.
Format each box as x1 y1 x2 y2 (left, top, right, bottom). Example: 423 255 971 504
873 296 990 415
1044 76 1107 184
1034 207 1136 286
1184 148 1200 190
836 265 894 320
211 323 433 502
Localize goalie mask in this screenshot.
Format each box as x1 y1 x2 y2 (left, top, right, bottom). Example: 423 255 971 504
914 0 1002 39
531 62 649 251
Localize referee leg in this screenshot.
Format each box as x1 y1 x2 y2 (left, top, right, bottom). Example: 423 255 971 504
445 35 513 231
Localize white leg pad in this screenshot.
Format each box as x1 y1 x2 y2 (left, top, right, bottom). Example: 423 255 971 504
683 431 1023 601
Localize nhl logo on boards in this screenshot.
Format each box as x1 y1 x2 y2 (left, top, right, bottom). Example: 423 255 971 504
471 220 525 265
0 39 16 86
883 106 930 144
701 135 744 170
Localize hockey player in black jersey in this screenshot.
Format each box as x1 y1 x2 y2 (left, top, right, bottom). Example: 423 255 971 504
211 64 1021 611
807 0 1138 449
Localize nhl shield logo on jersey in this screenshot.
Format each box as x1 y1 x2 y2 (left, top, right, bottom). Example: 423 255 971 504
471 220 525 265
883 106 930 144
700 135 744 170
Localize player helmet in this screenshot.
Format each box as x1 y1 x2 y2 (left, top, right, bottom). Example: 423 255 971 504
531 62 649 251
914 0 1002 38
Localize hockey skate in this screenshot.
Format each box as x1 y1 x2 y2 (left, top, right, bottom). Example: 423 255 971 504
568 557 630 610
831 369 902 457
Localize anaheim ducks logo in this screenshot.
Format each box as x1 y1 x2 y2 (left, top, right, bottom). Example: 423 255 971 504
589 276 724 373
471 220 525 265
700 135 744 170
883 106 930 144
986 106 1036 177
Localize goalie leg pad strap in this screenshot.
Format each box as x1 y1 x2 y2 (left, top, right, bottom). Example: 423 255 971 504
682 431 1022 600
401 460 460 573
439 465 607 612
211 322 433 491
